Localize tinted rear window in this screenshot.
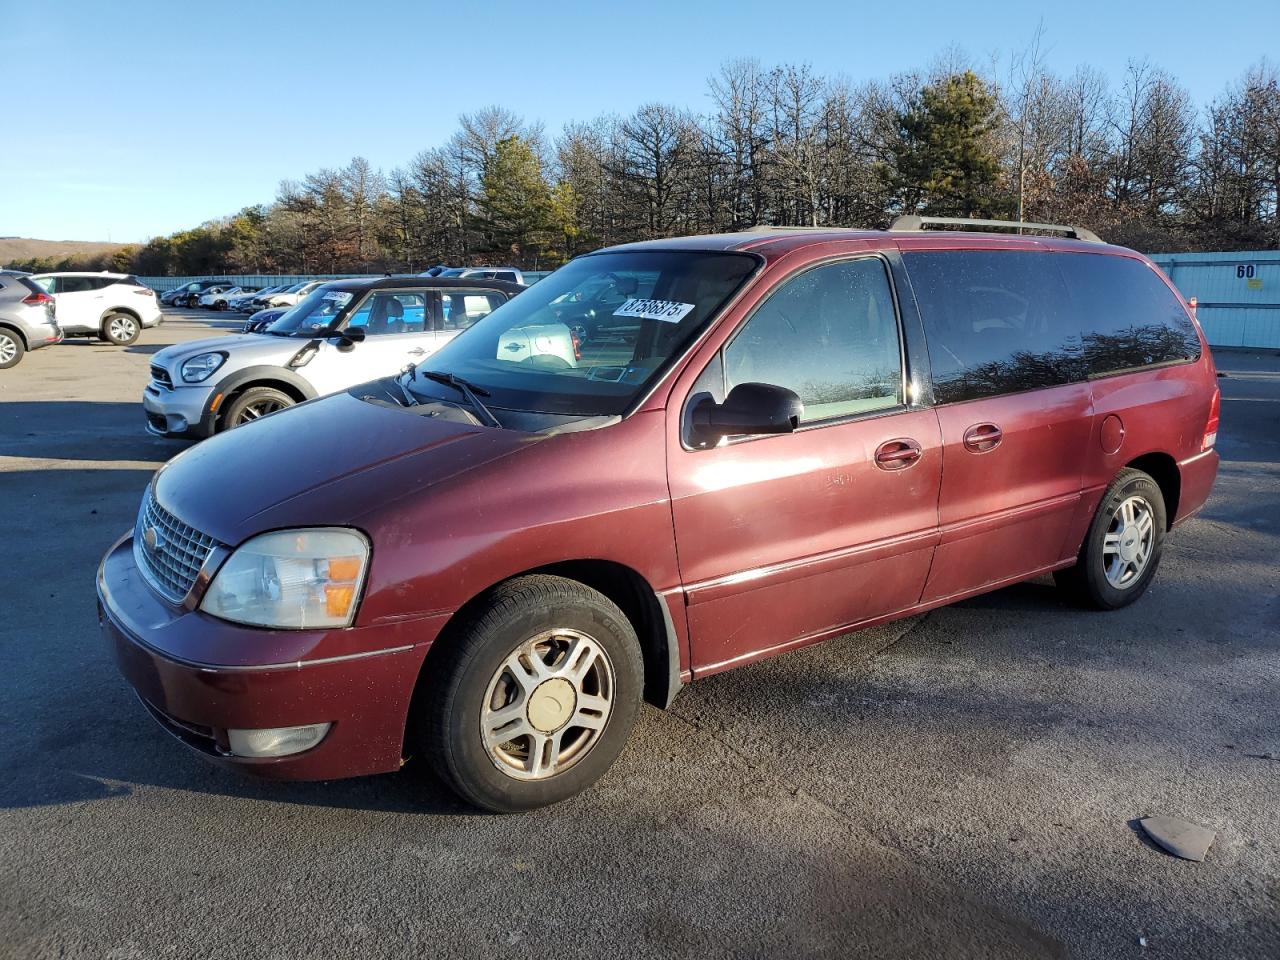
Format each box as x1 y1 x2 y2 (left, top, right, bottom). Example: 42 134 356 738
1058 253 1201 377
905 250 1200 404
56 276 98 293
904 251 1078 403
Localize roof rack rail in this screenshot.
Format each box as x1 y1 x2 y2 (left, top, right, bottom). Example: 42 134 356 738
734 225 859 233
888 215 1102 244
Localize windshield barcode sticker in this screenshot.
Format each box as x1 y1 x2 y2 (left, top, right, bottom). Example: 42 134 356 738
613 298 695 323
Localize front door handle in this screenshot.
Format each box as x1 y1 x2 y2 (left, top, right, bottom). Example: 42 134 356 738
962 423 1003 453
874 438 922 471
407 347 426 356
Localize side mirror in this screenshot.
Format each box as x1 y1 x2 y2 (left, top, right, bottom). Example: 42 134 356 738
330 327 365 352
691 382 803 444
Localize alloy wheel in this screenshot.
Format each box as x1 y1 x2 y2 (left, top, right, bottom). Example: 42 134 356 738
480 628 615 781
0 334 16 364
1102 494 1155 588
109 316 138 342
234 399 285 423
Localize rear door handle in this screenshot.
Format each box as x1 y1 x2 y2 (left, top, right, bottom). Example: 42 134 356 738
962 423 1003 453
874 438 922 471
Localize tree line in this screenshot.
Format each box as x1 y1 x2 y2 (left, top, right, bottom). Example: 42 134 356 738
15 53 1280 276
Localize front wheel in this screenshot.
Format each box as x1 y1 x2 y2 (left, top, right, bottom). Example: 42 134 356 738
419 575 644 812
101 313 140 345
1055 468 1166 610
220 385 295 430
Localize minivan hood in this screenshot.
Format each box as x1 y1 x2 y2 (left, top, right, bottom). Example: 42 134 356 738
153 391 532 546
153 334 303 371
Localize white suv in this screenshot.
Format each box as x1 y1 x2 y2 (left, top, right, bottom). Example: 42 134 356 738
30 272 162 345
143 277 526 438
261 279 331 309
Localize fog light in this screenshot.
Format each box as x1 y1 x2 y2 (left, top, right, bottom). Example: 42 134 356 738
226 722 331 758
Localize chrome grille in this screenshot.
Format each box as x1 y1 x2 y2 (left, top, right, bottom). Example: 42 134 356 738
134 489 218 603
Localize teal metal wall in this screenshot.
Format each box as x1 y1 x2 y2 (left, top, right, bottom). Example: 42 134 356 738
140 274 379 292
1148 251 1280 349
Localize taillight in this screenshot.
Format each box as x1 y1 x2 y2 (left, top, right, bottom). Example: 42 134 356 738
133 288 155 297
1202 387 1220 451
22 291 53 307
570 329 582 361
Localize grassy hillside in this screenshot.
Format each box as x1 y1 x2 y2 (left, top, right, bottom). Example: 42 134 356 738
0 238 132 271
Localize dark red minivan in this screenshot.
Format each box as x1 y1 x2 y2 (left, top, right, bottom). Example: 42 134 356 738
98 219 1220 811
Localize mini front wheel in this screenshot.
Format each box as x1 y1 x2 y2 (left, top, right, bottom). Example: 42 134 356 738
221 385 295 429
419 575 644 812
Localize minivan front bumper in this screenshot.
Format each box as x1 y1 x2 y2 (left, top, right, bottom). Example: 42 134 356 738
97 534 436 781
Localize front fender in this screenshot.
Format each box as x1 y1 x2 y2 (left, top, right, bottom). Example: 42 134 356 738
207 364 321 407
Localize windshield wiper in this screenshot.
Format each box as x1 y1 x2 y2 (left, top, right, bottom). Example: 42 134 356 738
393 371 418 408
416 370 501 428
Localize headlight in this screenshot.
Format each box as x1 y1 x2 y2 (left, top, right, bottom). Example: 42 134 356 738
200 528 370 629
181 351 226 382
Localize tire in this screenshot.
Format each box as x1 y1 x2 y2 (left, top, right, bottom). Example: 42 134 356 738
101 312 140 346
1054 468 1167 610
220 385 295 430
0 329 25 369
419 575 644 812
214 300 226 311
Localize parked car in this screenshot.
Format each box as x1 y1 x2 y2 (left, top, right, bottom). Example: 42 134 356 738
162 280 233 308
424 266 526 285
260 279 331 309
102 219 1219 813
143 276 519 437
240 307 288 333
232 284 290 313
0 273 61 368
199 285 258 310
29 272 161 345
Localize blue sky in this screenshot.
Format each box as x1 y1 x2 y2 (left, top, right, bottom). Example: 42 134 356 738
5 0 1272 243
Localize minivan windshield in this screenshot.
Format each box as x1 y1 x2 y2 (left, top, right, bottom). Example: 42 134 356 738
264 285 353 336
404 250 758 417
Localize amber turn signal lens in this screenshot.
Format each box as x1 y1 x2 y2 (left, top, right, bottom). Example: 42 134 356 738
324 585 356 618
327 557 363 581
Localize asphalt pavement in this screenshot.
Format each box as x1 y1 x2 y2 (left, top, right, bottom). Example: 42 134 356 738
1 315 1277 959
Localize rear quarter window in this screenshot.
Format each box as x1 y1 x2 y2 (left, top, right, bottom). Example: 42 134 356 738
1057 254 1201 377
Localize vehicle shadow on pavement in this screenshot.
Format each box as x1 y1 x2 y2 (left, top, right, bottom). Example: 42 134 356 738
0 400 189 463
122 342 169 356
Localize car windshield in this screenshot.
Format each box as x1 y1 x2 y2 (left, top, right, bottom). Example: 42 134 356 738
405 250 758 417
264 286 355 336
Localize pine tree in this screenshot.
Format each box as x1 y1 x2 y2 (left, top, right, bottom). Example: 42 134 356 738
474 135 557 267
886 71 1003 217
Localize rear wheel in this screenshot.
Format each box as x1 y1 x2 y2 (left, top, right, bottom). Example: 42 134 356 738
1055 468 1166 610
101 313 140 346
221 385 295 429
0 329 25 368
418 575 644 812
